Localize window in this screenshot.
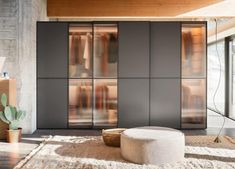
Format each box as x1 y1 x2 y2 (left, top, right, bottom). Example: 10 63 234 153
207 40 225 114
229 37 235 119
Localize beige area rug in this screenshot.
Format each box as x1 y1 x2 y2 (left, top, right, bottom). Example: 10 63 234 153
14 135 235 169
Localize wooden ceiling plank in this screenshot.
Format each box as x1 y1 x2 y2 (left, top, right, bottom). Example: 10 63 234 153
47 0 222 17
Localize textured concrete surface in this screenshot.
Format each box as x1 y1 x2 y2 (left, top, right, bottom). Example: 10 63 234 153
0 0 48 134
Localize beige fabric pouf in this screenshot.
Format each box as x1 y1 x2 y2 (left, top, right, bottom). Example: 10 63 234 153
121 126 185 165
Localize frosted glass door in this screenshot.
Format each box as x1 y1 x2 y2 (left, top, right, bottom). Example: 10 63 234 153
93 23 118 128
69 79 92 128
93 79 117 127
181 23 207 129
182 24 206 78
181 79 206 128
94 24 118 78
69 24 92 78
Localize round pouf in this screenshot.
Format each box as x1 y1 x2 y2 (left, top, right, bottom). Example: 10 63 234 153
121 126 185 165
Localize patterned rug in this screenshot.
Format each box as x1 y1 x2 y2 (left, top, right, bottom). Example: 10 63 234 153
14 135 235 169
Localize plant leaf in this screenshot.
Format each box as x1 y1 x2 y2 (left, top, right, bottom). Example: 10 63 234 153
17 110 23 120
19 111 26 121
0 111 9 124
1 93 7 107
9 106 16 120
4 106 13 122
16 110 26 121
9 120 19 130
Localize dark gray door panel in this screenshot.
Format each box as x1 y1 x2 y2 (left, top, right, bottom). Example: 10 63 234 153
150 22 181 78
37 22 68 78
118 79 149 127
150 79 180 128
119 22 149 78
37 79 68 128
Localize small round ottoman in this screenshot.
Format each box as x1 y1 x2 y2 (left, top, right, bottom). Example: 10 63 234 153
102 128 126 147
121 126 185 165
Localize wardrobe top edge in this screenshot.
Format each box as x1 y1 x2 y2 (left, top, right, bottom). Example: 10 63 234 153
36 21 207 24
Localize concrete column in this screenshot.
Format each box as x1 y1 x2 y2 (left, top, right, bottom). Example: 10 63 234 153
0 0 48 134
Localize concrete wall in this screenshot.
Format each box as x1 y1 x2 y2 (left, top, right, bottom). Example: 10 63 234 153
0 0 48 133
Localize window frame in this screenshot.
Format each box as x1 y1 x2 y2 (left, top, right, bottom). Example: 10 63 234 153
207 39 226 114
208 35 235 122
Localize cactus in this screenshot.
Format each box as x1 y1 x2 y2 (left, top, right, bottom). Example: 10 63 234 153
0 93 26 130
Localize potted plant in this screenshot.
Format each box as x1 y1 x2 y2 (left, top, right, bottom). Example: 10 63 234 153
0 93 26 143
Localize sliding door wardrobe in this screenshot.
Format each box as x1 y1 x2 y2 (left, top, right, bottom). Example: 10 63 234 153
37 21 207 129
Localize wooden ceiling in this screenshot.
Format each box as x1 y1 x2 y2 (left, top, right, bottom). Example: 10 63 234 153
47 0 223 18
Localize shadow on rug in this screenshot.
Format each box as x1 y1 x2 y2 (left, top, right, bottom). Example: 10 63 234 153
15 135 235 169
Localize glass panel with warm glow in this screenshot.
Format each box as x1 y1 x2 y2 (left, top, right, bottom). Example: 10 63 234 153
69 24 93 78
93 79 117 127
181 79 206 129
182 24 206 78
93 24 118 78
69 79 92 128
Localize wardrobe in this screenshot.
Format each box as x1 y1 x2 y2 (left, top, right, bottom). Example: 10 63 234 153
37 21 207 129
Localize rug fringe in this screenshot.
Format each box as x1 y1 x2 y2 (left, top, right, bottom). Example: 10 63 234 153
14 135 53 169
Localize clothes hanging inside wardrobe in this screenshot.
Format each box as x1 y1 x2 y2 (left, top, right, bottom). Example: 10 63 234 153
95 84 117 112
182 32 193 63
182 81 205 124
101 34 109 76
69 33 92 69
94 33 118 77
69 81 92 126
105 85 117 110
78 83 92 111
70 33 83 65
108 34 118 63
182 28 204 76
83 34 92 70
95 85 108 111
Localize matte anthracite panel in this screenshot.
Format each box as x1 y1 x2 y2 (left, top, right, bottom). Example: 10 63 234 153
150 79 180 128
37 22 68 78
119 22 149 78
118 79 149 127
151 22 181 78
37 79 68 128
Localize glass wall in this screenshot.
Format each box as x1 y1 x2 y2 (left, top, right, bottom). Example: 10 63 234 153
207 41 225 114
207 36 235 121
181 23 207 129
